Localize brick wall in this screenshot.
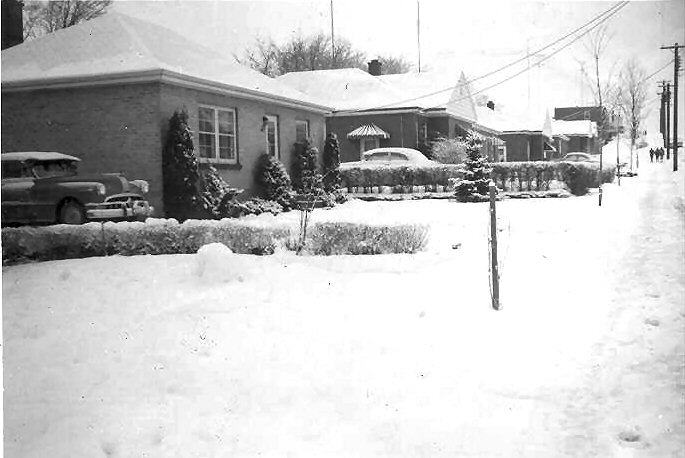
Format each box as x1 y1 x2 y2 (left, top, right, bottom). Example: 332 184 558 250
159 83 326 199
1 83 164 212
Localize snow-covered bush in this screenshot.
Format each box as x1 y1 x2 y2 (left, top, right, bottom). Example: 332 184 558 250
218 197 284 218
455 131 492 202
339 164 464 189
199 165 233 218
291 139 323 196
305 222 429 255
163 109 206 221
490 162 616 195
254 153 296 210
431 137 468 164
1 219 292 264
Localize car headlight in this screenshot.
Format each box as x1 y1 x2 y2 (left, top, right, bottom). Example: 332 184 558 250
130 179 149 195
95 183 107 196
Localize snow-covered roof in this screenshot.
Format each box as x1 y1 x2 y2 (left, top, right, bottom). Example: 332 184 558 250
1 12 330 112
276 68 406 112
378 71 477 122
551 120 598 138
1 152 81 162
499 111 553 136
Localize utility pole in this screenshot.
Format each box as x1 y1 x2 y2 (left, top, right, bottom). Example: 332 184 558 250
661 43 684 172
659 80 672 160
330 0 335 67
416 0 421 73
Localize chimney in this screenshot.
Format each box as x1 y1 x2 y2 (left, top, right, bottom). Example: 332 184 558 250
487 100 495 111
368 59 382 76
1 0 24 50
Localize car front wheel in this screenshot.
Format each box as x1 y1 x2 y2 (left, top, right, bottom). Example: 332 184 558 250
58 200 86 225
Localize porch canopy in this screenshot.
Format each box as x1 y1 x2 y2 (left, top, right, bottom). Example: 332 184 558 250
347 123 390 140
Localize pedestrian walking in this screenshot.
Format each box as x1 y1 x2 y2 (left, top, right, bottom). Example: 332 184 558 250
650 148 654 162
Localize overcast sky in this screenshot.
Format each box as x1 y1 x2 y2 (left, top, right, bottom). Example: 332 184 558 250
114 0 685 137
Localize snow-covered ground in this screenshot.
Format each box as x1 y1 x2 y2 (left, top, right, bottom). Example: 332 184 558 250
3 149 684 457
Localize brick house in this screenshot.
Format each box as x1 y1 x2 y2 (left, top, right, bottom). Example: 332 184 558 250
277 62 504 163
1 12 330 215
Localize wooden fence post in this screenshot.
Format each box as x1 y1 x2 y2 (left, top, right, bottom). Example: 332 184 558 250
489 181 501 310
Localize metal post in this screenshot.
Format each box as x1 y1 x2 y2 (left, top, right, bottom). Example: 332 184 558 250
598 132 603 206
489 181 500 310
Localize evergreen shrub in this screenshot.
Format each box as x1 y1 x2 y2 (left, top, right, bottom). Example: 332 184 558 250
162 109 206 221
254 153 296 210
455 131 492 202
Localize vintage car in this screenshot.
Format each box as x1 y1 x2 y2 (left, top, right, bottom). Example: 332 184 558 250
339 147 438 168
1 152 154 225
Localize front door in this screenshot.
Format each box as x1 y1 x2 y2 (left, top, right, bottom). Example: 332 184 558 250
360 138 379 157
264 115 279 159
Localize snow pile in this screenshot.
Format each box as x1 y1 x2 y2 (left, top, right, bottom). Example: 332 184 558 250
196 242 250 283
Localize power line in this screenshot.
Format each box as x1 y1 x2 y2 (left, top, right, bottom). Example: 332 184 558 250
336 1 628 114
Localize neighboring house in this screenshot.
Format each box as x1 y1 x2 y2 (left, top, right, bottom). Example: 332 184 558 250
1 12 330 215
1 0 23 50
554 106 603 124
277 61 504 162
551 119 599 155
498 111 559 162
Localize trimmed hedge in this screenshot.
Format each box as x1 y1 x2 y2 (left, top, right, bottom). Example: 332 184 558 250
305 222 429 255
340 164 464 189
490 161 616 196
2 220 292 264
2 220 431 264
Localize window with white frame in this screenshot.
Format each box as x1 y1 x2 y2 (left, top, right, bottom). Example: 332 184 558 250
264 115 279 158
296 120 309 143
198 106 237 163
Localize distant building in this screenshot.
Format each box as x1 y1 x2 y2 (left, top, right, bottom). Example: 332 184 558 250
1 12 330 214
277 61 505 162
551 119 599 155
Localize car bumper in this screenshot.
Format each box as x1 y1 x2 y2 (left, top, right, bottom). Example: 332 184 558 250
85 201 154 221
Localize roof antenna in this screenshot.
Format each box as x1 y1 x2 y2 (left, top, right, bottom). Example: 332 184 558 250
417 0 421 73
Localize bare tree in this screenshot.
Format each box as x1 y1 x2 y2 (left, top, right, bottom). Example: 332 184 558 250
241 33 411 77
376 55 412 75
236 36 280 77
579 23 618 145
23 0 112 40
617 59 648 169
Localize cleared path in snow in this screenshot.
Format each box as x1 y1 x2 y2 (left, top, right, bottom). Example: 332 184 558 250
553 158 685 457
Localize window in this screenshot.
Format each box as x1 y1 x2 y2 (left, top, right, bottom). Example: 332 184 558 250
296 120 309 143
360 138 379 155
198 106 237 163
264 115 279 158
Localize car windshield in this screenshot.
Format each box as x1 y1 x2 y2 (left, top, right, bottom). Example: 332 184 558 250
31 160 77 178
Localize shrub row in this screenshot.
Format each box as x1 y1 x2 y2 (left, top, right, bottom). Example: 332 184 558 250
340 164 464 189
2 219 292 264
2 220 430 264
305 222 429 255
490 161 616 195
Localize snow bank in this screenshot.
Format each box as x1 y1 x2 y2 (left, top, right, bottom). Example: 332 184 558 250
196 242 252 283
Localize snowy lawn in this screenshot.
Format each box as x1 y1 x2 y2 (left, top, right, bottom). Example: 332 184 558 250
3 153 684 457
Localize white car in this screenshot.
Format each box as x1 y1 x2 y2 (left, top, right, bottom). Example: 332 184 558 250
561 152 600 163
340 147 436 167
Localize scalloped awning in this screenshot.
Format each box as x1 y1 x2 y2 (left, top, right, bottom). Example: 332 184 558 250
347 123 390 140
